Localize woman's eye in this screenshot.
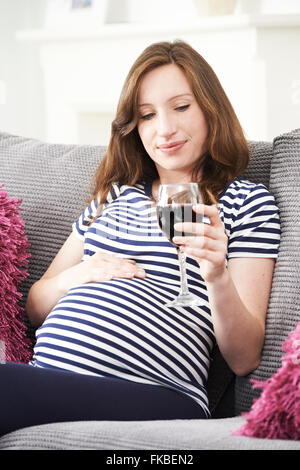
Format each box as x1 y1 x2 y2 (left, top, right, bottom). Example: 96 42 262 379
140 112 155 120
176 104 190 112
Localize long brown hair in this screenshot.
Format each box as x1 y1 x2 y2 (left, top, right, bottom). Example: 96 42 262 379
91 40 249 205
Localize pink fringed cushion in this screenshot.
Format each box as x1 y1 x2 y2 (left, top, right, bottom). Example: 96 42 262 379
235 322 300 440
0 185 32 362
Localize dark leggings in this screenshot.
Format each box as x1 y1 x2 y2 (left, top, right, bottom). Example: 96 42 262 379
0 362 208 436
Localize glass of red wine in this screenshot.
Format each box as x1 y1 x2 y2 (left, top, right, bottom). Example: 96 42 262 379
156 182 204 307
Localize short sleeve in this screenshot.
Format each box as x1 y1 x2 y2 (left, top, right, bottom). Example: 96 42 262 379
72 199 97 240
225 182 280 259
72 183 120 240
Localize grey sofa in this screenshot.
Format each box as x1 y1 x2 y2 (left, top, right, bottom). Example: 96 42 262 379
0 129 299 450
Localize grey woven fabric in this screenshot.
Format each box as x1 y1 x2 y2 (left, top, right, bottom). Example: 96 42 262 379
0 132 106 339
235 128 300 413
243 140 273 187
1 417 299 450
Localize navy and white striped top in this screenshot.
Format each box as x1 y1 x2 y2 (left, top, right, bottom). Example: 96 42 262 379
31 179 280 417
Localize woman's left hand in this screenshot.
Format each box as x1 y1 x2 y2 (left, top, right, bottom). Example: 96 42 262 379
173 204 228 283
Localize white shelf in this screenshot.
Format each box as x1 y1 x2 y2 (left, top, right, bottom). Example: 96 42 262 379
16 11 300 145
16 14 300 42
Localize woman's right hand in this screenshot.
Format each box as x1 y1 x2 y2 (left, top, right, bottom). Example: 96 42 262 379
26 232 146 327
57 251 146 294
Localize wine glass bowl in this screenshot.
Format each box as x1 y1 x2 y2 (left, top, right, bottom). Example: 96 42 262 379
156 183 204 308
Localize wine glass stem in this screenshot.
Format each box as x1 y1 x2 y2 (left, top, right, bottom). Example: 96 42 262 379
177 249 190 297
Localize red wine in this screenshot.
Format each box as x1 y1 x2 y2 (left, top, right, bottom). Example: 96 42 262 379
157 204 203 245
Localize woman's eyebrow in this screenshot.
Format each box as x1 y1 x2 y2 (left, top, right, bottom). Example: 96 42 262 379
138 93 193 107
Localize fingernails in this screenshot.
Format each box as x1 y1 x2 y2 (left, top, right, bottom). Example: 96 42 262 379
125 270 145 278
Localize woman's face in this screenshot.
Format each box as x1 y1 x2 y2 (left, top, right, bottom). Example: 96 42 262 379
137 63 208 183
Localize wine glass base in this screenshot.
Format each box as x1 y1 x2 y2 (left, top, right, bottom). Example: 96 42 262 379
166 293 204 308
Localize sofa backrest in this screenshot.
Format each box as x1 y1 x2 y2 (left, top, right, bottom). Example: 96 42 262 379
0 133 106 333
1 129 299 417
207 139 275 416
235 128 300 414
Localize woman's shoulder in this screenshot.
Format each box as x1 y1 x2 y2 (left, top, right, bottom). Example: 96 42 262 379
219 178 273 203
218 177 279 232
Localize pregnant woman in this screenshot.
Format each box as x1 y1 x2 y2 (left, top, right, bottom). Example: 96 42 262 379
0 40 280 436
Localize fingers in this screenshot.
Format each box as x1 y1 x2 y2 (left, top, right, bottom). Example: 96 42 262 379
172 204 228 273
117 264 146 279
174 204 223 237
90 267 145 282
93 251 136 265
174 204 224 242
174 221 213 239
90 252 146 281
194 204 223 228
182 244 225 265
174 235 225 256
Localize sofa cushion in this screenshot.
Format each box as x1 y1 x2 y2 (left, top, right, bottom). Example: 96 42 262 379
243 140 274 188
0 416 299 450
235 128 300 414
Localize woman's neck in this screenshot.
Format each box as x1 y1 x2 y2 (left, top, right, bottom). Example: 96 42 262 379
151 175 192 201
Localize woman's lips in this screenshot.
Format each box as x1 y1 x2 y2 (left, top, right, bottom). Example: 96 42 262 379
157 141 186 154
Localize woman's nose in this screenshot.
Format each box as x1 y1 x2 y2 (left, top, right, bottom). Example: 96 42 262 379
157 112 176 138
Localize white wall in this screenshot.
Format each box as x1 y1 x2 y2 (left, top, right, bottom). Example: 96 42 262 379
0 0 46 139
0 0 299 144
